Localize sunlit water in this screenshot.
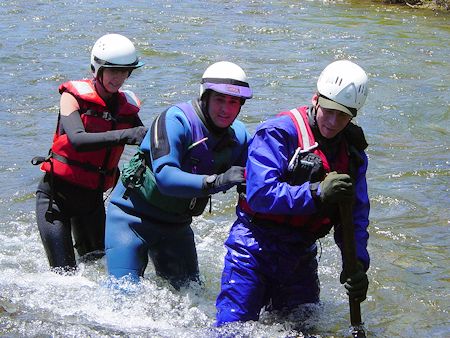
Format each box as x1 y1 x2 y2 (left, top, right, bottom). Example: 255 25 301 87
0 1 449 337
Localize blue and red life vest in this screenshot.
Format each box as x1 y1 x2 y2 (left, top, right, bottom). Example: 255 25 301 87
41 79 140 191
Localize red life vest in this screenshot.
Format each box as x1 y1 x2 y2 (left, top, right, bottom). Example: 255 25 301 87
239 106 349 234
41 79 140 191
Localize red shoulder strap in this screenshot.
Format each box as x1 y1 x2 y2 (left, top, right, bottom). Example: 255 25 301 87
278 107 319 171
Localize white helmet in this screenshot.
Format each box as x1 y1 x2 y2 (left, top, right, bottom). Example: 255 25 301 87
317 60 368 117
200 61 253 100
90 34 144 77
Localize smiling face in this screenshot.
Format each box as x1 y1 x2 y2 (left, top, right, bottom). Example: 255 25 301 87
207 91 242 128
316 105 352 139
99 67 131 93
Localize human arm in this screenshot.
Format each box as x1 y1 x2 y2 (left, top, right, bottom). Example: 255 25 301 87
151 106 248 198
149 106 209 198
338 203 369 304
246 116 318 215
334 150 370 271
333 148 370 304
59 92 147 151
201 120 250 194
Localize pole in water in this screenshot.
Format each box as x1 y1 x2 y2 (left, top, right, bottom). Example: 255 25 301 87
350 324 366 338
339 203 367 338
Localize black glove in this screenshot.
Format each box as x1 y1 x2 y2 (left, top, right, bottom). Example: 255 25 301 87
340 261 369 303
319 171 354 205
202 166 245 194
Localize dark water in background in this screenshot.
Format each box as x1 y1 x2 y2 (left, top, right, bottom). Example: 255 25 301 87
0 1 449 337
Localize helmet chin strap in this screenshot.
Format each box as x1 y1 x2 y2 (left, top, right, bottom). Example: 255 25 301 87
94 70 115 96
199 92 232 134
200 95 218 130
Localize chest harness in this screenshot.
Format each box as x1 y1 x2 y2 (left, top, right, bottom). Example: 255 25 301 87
239 106 351 238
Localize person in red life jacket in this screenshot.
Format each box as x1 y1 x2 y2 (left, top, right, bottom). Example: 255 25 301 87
216 60 371 327
33 34 148 272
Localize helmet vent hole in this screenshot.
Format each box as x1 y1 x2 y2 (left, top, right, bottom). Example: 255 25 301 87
316 60 368 111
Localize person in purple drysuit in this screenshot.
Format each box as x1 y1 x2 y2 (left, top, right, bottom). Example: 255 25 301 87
216 60 371 327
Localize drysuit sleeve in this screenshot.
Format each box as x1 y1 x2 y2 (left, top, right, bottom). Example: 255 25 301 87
60 111 148 152
246 116 318 215
334 150 370 270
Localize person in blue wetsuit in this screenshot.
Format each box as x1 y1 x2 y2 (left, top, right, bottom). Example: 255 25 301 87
105 61 253 289
216 60 371 325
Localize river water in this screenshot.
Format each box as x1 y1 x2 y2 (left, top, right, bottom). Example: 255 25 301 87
0 1 448 337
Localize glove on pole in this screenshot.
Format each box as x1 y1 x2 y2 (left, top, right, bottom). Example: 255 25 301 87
319 171 354 205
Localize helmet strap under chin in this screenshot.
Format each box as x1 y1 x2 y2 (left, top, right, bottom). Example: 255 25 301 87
199 92 229 135
94 71 115 96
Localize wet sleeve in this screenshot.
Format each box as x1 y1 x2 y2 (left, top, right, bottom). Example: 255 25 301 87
334 150 370 270
235 126 251 167
151 107 205 198
60 112 148 152
246 124 318 215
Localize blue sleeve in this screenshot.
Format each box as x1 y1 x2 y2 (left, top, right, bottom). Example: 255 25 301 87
334 150 370 270
246 119 318 215
150 106 205 198
232 119 251 167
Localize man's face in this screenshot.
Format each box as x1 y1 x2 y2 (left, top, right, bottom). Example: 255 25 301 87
316 105 352 139
207 91 242 128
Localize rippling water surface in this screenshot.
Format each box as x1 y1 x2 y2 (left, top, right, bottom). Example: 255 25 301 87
0 1 449 337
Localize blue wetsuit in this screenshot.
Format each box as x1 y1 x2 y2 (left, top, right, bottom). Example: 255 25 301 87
105 99 250 288
216 108 370 325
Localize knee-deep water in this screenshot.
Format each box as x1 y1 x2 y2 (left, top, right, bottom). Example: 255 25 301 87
0 1 448 337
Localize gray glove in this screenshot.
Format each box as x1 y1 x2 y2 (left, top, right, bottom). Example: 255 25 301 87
319 171 354 205
124 126 148 145
202 166 245 194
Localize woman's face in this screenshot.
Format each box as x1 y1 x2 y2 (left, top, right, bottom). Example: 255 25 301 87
100 68 130 93
207 91 242 128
